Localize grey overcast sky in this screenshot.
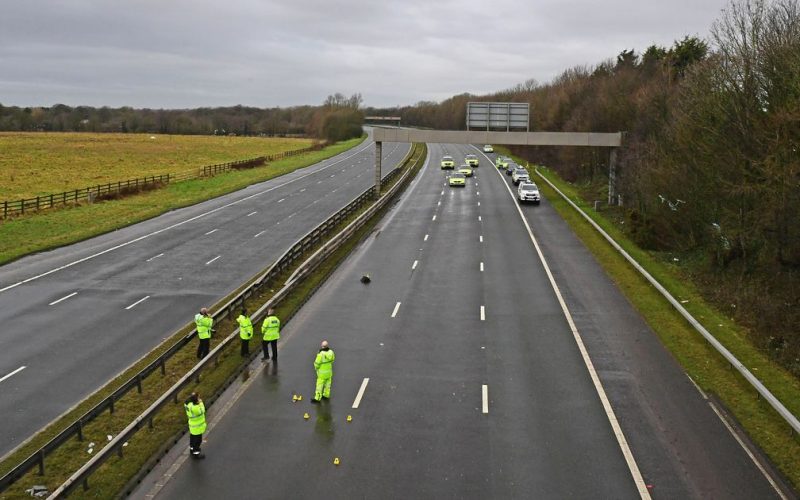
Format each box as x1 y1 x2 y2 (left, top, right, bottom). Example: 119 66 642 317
0 0 730 109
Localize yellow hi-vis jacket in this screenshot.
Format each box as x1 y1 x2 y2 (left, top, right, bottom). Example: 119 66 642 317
185 401 206 435
236 314 253 340
262 315 280 341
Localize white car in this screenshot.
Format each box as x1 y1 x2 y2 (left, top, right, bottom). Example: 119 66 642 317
483 145 494 153
518 182 541 205
512 168 530 185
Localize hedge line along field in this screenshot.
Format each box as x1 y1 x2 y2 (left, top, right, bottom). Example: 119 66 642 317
0 132 314 200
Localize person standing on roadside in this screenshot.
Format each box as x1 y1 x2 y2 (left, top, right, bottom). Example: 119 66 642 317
195 307 213 359
261 308 280 362
311 340 335 403
184 392 206 459
236 308 254 356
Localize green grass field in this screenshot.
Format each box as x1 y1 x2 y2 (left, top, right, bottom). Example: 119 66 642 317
0 136 365 265
0 132 314 200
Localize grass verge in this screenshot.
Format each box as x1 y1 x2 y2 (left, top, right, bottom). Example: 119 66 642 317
0 136 366 265
502 150 800 489
0 143 424 499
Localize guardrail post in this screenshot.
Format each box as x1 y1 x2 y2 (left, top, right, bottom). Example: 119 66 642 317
160 358 166 375
136 374 143 394
374 141 382 199
38 450 45 475
83 478 89 491
109 395 115 415
77 420 84 441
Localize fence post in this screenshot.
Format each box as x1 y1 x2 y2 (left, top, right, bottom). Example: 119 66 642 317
3 201 6 218
49 194 54 209
36 196 40 211
21 198 25 215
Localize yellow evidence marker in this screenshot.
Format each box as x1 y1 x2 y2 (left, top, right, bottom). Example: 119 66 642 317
334 457 340 466
304 413 310 420
347 415 353 422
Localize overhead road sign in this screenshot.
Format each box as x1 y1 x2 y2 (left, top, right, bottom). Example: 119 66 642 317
467 102 529 131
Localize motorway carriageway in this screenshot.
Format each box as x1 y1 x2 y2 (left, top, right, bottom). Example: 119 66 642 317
0 134 410 457
136 144 786 499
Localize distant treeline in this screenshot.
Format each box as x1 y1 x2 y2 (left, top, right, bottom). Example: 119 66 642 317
370 0 800 374
0 92 364 142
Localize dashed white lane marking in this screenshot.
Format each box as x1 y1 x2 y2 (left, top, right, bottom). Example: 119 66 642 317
0 366 26 384
204 229 218 235
391 302 401 318
253 230 266 238
424 234 429 241
0 141 379 296
441 190 444 195
478 216 482 221
480 262 484 272
246 211 257 217
479 145 651 499
432 215 437 221
146 253 164 262
205 255 221 265
480 306 486 321
478 202 481 206
482 385 489 414
352 378 370 409
479 235 483 243
330 174 336 178
49 292 77 306
287 213 296 219
278 198 285 203
317 180 323 184
300 188 307 192
477 191 480 196
412 260 418 270
125 295 150 310
341 169 346 172
437 201 441 206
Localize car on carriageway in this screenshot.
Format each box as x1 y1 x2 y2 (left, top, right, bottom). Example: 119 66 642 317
495 156 510 168
483 144 494 153
512 168 530 185
517 182 541 205
441 155 455 169
448 172 467 187
465 154 479 168
458 165 474 177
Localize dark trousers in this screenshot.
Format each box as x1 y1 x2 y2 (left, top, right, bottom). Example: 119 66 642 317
240 338 250 356
197 338 210 359
262 339 277 360
189 433 202 454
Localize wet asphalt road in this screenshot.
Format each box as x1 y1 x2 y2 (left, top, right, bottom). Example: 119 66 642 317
0 135 410 456
142 144 785 499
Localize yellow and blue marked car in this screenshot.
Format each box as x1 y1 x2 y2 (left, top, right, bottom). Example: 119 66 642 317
458 165 474 177
465 154 479 168
495 156 509 168
448 173 466 187
440 155 455 169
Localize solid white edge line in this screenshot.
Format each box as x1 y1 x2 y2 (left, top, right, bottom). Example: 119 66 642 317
477 146 651 499
482 384 489 414
0 140 378 295
0 366 26 383
125 295 150 310
146 253 164 262
707 401 788 500
412 260 418 270
480 305 485 321
48 292 77 306
204 229 218 235
391 301 401 318
205 255 221 265
352 378 370 409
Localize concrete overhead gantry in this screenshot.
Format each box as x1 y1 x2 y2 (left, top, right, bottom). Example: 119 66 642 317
372 127 623 204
